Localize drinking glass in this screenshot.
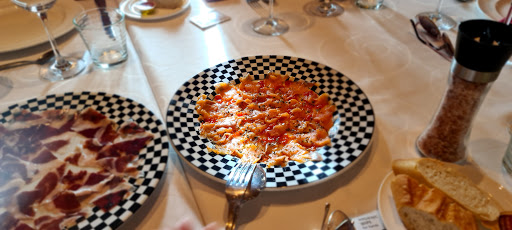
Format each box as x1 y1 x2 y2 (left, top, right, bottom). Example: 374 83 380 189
252 0 289 36
11 0 86 81
416 0 456 31
0 76 13 99
304 0 344 17
73 8 128 68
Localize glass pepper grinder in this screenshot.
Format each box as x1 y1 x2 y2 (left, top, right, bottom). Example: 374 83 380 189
416 20 512 163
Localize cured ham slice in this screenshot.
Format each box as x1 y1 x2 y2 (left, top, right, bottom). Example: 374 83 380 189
0 108 153 229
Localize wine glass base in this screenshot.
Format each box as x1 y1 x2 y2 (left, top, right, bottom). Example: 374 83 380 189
252 18 289 36
40 56 86 82
305 1 344 17
417 12 457 31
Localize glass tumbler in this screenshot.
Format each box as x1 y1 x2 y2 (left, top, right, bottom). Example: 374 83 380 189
73 7 128 68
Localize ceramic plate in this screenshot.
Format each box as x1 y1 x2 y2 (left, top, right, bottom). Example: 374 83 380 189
377 172 406 230
0 92 169 230
119 0 190 21
477 0 510 20
377 171 512 230
0 0 83 53
166 55 375 190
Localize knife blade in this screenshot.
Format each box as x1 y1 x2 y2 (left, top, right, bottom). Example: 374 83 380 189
94 0 115 39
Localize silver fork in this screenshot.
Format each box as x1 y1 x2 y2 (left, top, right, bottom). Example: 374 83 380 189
225 161 257 230
247 0 262 9
247 0 267 17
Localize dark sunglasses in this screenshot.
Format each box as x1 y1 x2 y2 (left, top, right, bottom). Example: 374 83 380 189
410 15 455 61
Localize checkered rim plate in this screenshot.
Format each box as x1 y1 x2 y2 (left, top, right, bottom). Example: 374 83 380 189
0 91 169 230
166 55 375 190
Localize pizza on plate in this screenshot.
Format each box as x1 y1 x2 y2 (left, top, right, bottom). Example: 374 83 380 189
195 73 336 167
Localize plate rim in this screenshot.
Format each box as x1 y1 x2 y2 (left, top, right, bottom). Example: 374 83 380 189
119 0 190 21
477 0 506 20
0 91 170 230
169 129 375 192
377 172 406 230
0 0 84 53
166 55 376 191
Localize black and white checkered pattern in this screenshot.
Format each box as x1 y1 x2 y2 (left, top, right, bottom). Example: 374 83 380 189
167 56 375 190
0 92 169 230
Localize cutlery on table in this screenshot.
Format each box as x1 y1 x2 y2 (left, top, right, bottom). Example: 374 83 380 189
247 0 267 16
0 50 54 71
321 203 355 230
225 161 266 230
94 0 115 38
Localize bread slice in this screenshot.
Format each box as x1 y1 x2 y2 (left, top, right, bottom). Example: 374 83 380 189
391 174 477 230
392 158 500 221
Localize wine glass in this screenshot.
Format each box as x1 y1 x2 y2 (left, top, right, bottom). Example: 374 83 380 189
252 0 289 36
0 76 13 99
304 0 344 17
416 0 456 31
11 0 86 81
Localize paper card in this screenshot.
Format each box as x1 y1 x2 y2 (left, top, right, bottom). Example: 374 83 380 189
352 210 386 230
189 10 230 30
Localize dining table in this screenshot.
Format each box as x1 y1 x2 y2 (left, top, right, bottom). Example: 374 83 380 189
1 0 512 229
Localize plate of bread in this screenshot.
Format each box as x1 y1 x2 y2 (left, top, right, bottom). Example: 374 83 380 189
378 158 512 230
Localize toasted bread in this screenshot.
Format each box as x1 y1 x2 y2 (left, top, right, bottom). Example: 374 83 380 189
391 174 477 230
392 158 500 221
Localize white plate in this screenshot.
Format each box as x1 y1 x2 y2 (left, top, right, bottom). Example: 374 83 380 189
0 0 83 53
377 172 406 230
377 171 512 230
477 0 510 20
119 0 190 21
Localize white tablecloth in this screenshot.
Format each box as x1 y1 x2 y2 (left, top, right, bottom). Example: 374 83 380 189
1 0 511 229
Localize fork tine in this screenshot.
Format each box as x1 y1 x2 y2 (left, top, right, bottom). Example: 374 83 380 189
248 0 262 8
247 0 270 17
234 162 251 185
224 162 258 230
227 162 244 184
242 164 257 185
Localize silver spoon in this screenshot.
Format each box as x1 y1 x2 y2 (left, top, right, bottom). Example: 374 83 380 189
321 203 355 230
247 164 266 199
327 210 355 230
0 50 55 71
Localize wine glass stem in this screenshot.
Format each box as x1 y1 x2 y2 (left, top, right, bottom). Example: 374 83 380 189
37 11 66 67
435 0 444 14
320 0 332 12
269 0 274 19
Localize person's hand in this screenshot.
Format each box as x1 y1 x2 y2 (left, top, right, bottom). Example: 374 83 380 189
172 217 219 230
